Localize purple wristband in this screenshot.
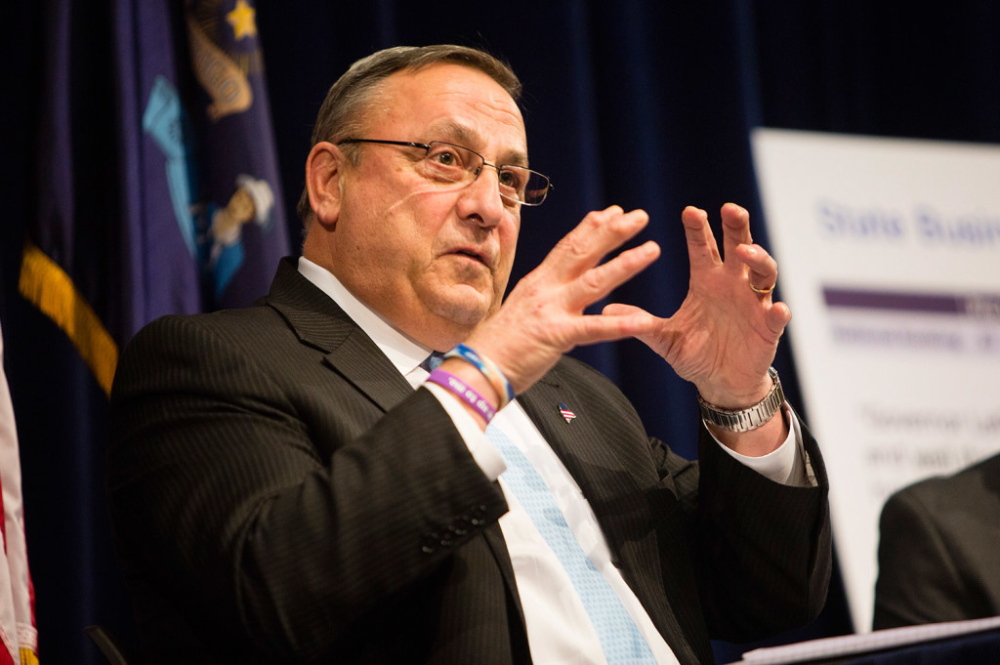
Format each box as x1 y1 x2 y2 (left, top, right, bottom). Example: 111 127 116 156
426 369 497 423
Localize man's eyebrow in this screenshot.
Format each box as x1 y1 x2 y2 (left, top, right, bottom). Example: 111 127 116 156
429 121 529 167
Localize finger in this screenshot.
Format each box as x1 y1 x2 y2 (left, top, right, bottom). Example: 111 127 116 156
765 301 792 336
680 206 722 270
601 302 644 317
602 303 675 350
574 305 660 346
566 241 660 309
736 243 778 296
720 203 753 273
543 206 650 280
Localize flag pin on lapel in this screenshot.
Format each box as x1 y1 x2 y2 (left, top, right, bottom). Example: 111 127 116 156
558 402 577 423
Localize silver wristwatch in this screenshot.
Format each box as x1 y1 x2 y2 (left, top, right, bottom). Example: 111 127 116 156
697 367 785 433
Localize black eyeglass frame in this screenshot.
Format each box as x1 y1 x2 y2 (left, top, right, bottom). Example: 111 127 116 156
336 138 553 206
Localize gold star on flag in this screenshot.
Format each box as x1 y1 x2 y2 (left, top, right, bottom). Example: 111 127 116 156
226 0 257 40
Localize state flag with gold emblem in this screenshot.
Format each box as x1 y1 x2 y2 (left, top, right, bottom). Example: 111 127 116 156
22 0 289 396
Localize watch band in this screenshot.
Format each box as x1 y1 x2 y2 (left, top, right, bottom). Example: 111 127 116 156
697 367 784 433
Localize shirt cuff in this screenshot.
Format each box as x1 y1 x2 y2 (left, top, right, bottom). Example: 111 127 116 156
713 405 815 487
424 382 506 481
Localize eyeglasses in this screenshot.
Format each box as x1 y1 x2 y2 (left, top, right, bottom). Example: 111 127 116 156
337 139 553 206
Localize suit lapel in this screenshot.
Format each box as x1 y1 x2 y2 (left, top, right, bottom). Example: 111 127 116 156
518 370 657 563
518 366 700 664
264 262 524 605
264 258 414 412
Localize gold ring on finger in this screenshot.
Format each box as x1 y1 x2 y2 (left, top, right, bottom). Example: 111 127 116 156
749 280 775 295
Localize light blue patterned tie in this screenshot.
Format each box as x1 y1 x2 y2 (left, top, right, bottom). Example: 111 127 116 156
487 424 658 664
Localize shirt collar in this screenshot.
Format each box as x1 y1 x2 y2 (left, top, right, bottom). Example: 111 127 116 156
297 256 431 377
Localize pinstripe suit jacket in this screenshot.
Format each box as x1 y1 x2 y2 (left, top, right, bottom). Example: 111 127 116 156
108 257 831 665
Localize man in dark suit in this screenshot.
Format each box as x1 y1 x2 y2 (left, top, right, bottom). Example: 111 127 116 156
108 45 831 664
873 453 1000 629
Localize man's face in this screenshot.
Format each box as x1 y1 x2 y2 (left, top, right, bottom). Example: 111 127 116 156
317 63 526 348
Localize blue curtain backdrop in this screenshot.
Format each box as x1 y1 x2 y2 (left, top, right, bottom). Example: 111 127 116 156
3 1 999 663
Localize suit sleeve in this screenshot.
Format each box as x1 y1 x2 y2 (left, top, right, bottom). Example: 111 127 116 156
108 313 508 661
692 424 832 642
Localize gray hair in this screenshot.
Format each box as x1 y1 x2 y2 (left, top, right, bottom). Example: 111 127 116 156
297 44 522 226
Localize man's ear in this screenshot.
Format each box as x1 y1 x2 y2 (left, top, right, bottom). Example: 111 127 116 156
305 141 344 227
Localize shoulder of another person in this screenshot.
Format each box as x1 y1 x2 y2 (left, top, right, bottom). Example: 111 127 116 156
881 476 952 534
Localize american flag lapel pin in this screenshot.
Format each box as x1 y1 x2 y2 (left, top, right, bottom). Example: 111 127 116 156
558 402 577 423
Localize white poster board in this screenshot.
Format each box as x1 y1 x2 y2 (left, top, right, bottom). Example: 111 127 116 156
751 129 1000 632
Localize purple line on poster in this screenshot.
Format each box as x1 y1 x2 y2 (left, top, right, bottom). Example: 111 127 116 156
823 287 1000 319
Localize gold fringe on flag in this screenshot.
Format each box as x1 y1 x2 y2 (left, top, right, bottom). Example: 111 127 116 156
20 646 39 665
17 240 119 397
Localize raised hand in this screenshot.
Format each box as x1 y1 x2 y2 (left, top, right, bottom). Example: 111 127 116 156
465 205 662 393
605 203 790 409
456 202 791 451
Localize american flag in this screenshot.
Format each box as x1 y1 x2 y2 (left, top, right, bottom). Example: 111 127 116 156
558 402 577 423
0 325 38 665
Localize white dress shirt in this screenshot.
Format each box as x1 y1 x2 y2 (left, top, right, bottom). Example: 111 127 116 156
297 257 810 664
